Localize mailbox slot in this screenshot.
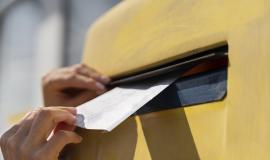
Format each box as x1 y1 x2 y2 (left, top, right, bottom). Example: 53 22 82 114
118 45 228 115
110 45 228 86
136 67 227 114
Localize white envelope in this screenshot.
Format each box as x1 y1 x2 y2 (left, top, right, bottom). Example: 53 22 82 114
76 74 178 132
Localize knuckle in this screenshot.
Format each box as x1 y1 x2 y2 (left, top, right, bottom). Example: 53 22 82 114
77 64 84 68
0 125 18 146
87 78 95 85
91 72 101 79
41 75 47 83
42 74 50 85
73 64 84 72
81 64 88 68
66 70 77 80
41 70 56 84
0 132 6 141
6 137 17 150
42 73 55 89
38 108 52 119
0 134 6 146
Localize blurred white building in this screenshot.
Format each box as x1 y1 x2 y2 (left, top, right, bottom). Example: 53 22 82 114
0 0 119 157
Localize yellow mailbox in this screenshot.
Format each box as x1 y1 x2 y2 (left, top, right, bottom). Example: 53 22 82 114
65 0 270 159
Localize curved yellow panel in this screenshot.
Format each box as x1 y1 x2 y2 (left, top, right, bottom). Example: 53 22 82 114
82 0 264 78
69 0 270 159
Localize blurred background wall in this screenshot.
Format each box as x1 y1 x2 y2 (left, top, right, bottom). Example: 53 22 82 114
0 0 120 148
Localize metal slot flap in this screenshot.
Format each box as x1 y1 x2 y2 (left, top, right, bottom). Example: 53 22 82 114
109 45 228 87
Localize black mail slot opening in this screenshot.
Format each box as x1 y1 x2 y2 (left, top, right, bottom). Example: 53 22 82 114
131 45 229 115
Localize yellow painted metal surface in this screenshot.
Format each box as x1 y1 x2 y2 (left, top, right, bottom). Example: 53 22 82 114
82 0 264 78
69 0 270 159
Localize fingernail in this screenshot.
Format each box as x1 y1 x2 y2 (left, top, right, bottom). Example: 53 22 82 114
78 136 83 142
75 136 83 143
70 108 77 115
72 115 77 122
96 82 106 90
100 76 111 84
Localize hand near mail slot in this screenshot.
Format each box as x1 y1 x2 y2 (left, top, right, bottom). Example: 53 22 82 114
42 64 111 107
0 107 82 160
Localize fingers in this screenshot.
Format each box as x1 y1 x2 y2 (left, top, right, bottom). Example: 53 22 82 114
75 64 110 84
11 111 37 144
28 107 77 145
0 110 43 160
43 64 111 107
1 111 34 140
43 64 110 94
0 111 33 151
62 74 107 94
0 124 20 159
0 107 81 160
54 123 76 133
0 124 20 142
44 64 110 88
41 130 82 159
